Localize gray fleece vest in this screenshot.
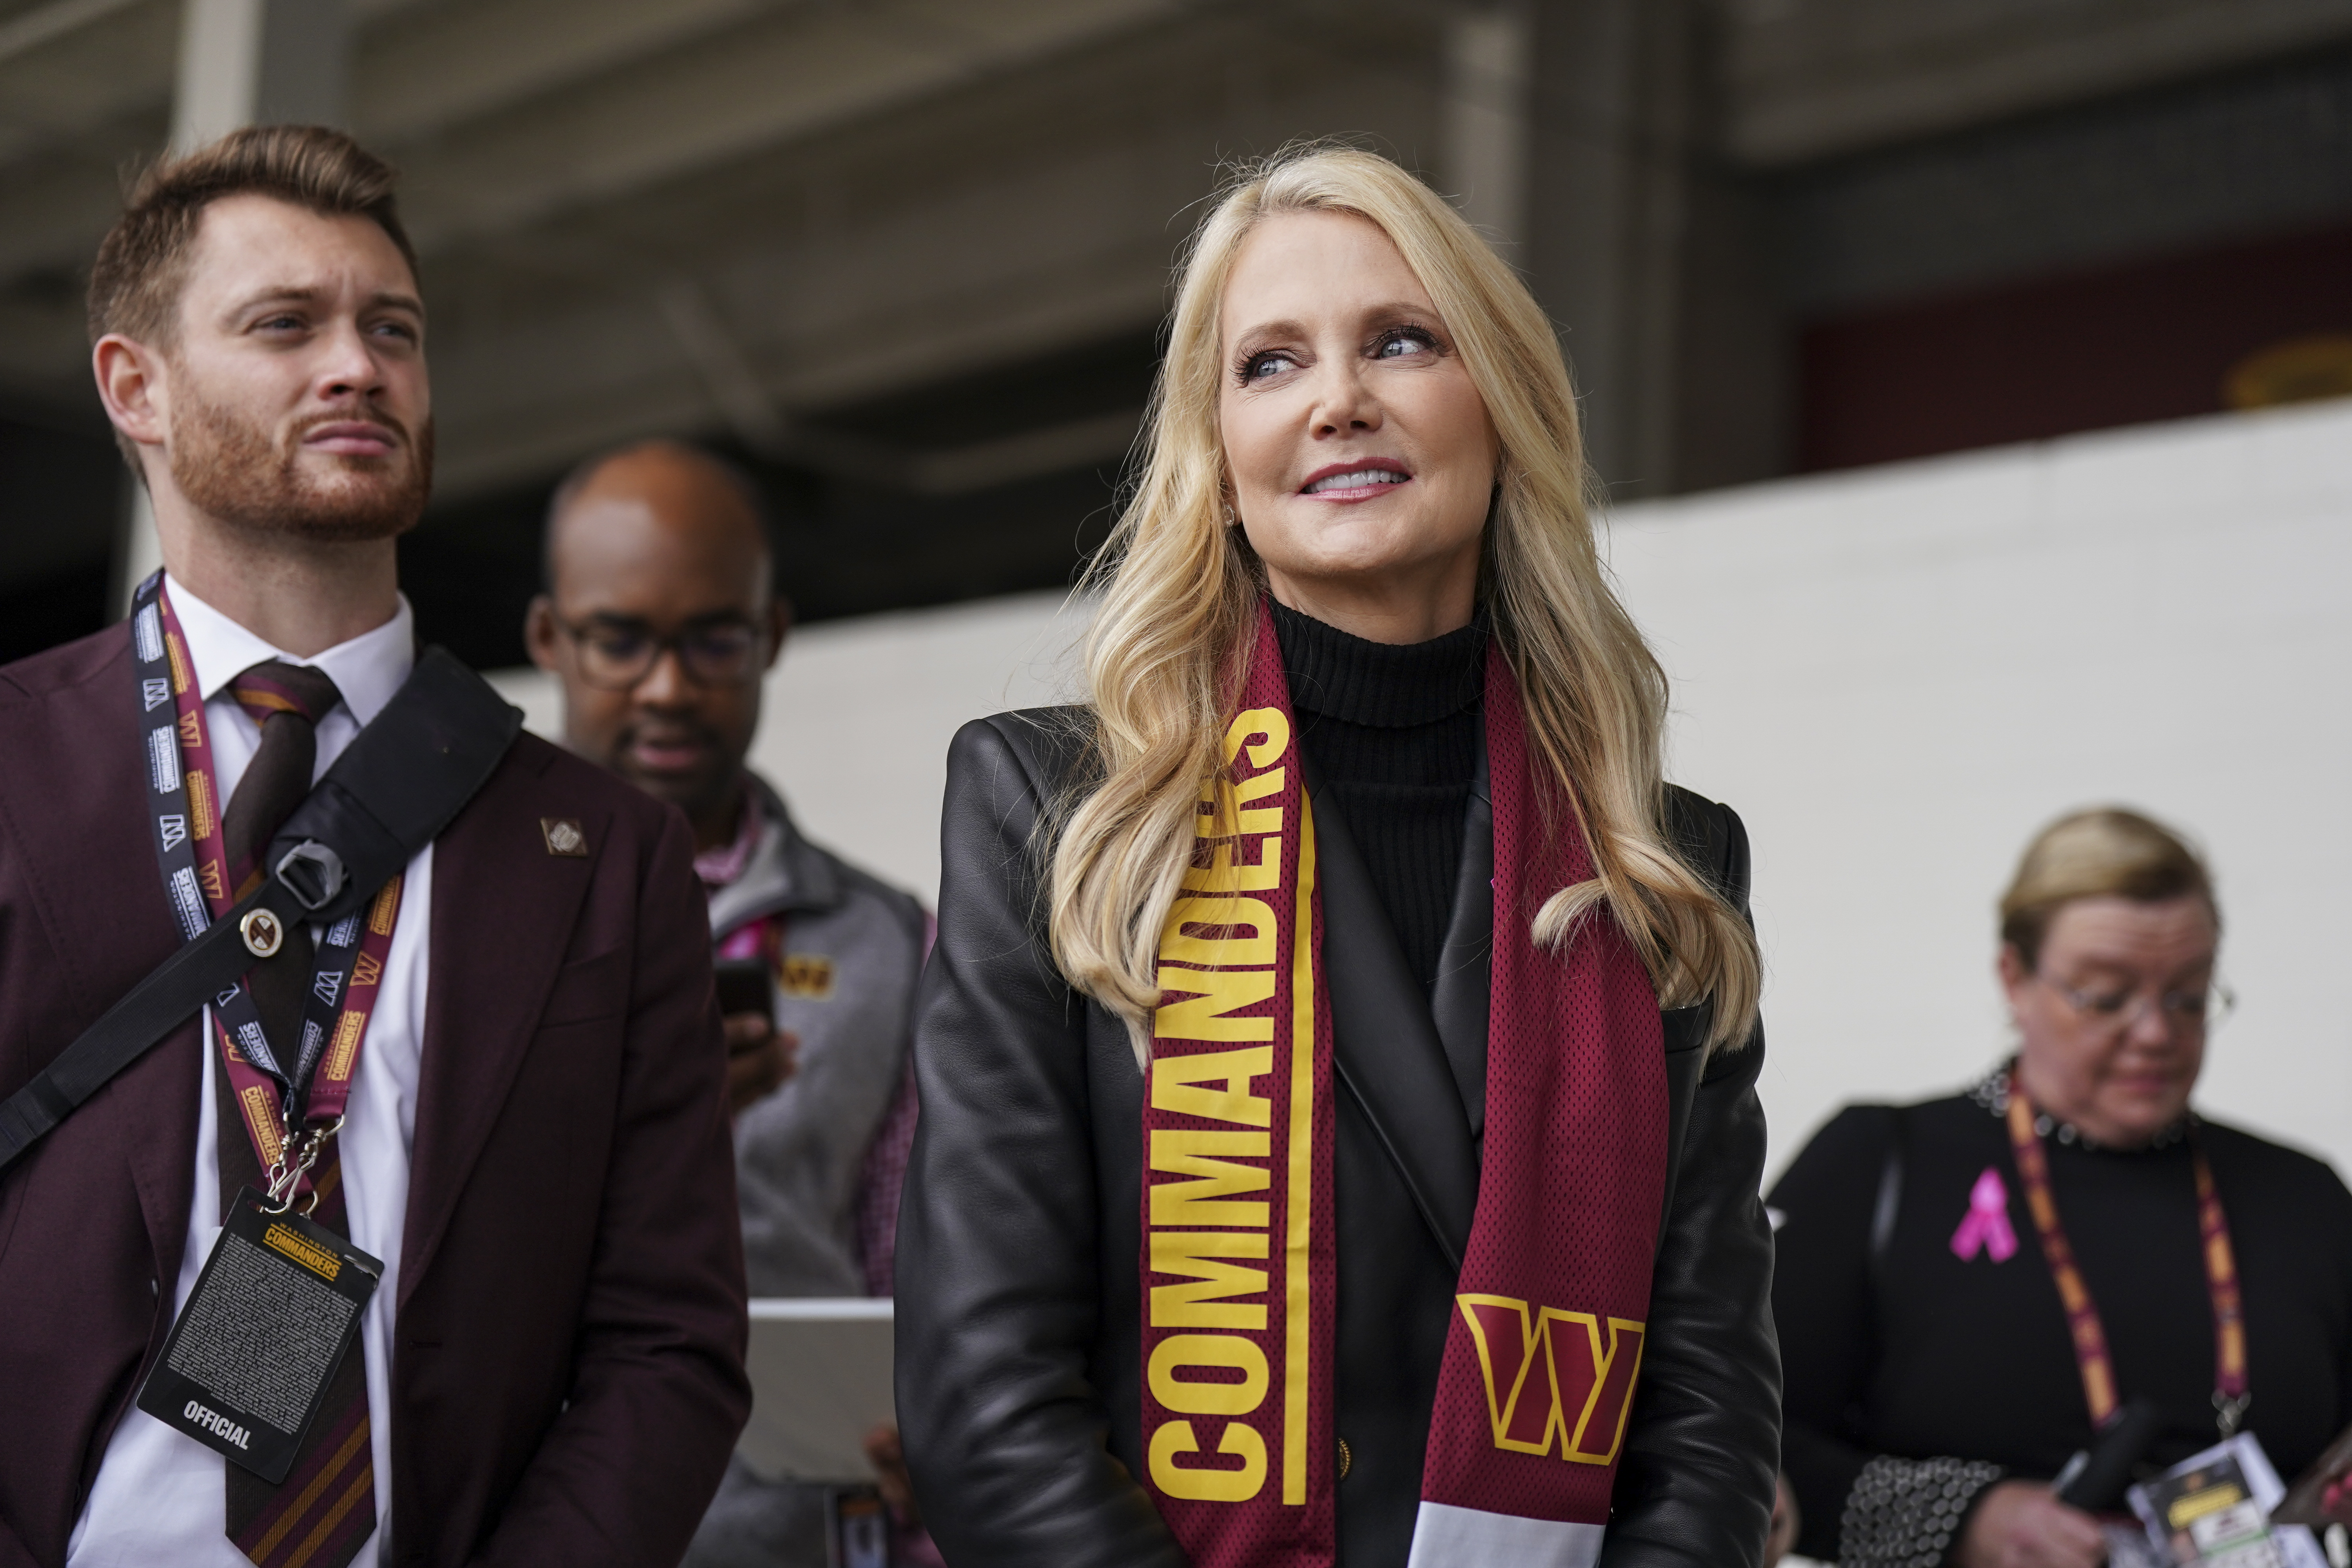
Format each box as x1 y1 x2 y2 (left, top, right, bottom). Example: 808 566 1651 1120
710 776 926 1299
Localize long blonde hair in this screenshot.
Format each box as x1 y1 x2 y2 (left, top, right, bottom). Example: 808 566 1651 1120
1050 145 1760 1058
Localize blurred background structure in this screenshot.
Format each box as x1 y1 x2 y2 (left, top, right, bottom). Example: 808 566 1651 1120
4 0 2352 664
2 0 2349 1176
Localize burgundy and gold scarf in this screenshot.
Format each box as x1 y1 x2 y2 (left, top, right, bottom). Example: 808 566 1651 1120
1140 604 1668 1567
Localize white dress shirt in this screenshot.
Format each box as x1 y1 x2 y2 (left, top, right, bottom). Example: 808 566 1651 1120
69 578 432 1568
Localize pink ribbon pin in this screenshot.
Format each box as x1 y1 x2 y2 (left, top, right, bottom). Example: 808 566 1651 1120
1950 1166 2019 1263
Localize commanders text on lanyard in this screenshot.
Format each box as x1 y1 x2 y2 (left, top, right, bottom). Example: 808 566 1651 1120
2004 1070 2251 1438
131 575 403 1216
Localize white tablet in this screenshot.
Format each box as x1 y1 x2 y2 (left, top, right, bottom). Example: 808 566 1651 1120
736 1298 897 1486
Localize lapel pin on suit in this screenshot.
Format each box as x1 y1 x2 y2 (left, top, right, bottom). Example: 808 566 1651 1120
541 818 589 857
239 907 286 957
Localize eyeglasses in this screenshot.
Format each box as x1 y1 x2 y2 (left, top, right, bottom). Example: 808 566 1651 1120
2042 975 2237 1035
557 616 765 690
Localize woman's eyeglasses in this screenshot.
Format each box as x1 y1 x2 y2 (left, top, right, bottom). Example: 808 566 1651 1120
558 617 764 690
2043 975 2237 1034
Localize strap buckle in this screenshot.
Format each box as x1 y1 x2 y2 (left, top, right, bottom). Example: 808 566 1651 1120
2214 1390 2252 1438
272 841 347 912
261 1116 345 1216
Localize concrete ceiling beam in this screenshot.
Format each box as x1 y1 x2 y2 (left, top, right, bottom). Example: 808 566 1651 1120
0 0 1185 287
0 0 174 165
351 0 788 147
407 10 1434 499
424 242 1169 497
382 0 1190 254
1726 0 2352 165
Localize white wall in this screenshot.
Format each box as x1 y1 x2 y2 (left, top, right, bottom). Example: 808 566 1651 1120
1608 397 2352 1181
486 590 1091 902
490 395 2352 1183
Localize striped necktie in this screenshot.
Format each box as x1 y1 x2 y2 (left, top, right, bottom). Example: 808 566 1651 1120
216 660 378 1568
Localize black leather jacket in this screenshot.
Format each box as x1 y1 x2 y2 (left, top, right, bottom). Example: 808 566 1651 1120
896 709 1780 1567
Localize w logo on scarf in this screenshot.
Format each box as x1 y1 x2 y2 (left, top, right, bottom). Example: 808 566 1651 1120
1457 1296 1645 1465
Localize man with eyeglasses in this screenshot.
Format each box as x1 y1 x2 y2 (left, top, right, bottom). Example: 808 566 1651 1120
526 439 932 1567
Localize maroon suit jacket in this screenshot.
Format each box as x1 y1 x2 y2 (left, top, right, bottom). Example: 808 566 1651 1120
0 623 751 1567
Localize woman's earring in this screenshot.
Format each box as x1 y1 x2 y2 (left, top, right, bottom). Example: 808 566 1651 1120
1221 501 1240 528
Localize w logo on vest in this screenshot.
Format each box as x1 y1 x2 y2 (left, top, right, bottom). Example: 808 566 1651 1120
1456 1295 1646 1465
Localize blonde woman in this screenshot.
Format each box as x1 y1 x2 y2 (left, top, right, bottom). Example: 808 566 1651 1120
895 146 1779 1568
1771 809 2352 1568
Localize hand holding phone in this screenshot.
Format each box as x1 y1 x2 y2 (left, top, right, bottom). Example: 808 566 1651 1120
714 958 798 1115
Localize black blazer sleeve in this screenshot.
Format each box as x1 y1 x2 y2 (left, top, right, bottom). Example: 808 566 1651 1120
895 716 1187 1568
1601 797 1783 1568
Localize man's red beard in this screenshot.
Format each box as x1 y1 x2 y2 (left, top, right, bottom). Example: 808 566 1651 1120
169 390 433 543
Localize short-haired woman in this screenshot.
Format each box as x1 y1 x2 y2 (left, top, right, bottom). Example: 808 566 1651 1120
895 146 1780 1568
1772 809 2352 1568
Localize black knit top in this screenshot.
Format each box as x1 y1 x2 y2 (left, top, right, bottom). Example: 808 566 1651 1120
1771 1077 2352 1564
1270 599 1485 991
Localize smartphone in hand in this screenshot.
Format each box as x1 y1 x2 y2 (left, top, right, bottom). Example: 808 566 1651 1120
715 957 775 1019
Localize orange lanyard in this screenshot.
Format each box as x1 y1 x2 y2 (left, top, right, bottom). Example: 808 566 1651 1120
2004 1072 2249 1436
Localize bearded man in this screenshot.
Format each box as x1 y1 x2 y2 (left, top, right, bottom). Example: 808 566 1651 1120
0 127 749 1568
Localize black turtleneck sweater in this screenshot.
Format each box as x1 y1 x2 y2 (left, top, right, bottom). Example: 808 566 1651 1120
1771 1083 2352 1564
1270 600 1485 990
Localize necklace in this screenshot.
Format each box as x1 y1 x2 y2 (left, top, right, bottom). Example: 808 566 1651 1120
1968 1063 2190 1151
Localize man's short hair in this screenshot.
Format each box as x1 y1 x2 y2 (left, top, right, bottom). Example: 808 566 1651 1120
542 439 779 596
87 125 415 353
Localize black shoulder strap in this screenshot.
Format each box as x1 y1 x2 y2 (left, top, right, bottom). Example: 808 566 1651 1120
0 648 521 1175
1867 1103 1908 1294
